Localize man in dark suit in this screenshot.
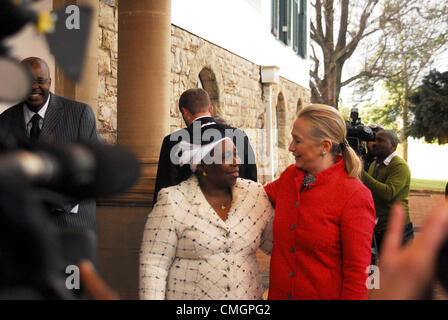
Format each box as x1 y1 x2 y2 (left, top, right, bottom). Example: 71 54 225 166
0 57 101 233
153 88 257 204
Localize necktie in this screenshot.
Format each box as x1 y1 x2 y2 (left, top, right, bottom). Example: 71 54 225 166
30 114 41 142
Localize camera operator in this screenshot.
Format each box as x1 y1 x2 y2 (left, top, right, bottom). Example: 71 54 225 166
364 124 383 172
361 130 414 255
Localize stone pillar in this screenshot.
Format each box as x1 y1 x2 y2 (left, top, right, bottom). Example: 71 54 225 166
95 0 171 299
54 0 99 115
116 0 171 205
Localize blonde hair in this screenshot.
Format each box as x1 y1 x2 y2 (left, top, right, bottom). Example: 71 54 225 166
297 104 362 179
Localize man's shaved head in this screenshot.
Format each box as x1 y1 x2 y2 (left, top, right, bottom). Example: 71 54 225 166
20 57 50 78
20 57 52 112
373 129 399 161
382 130 399 147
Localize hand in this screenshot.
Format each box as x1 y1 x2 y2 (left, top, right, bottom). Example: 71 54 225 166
79 260 120 300
369 201 448 300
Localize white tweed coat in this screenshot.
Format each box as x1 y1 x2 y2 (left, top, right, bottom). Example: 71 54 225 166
139 175 274 300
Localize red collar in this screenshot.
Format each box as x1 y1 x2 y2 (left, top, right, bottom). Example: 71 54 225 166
294 156 346 188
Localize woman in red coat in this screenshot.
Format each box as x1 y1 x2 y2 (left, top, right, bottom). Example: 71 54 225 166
265 104 375 300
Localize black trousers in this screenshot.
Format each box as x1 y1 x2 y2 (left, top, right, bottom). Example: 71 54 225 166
374 222 415 256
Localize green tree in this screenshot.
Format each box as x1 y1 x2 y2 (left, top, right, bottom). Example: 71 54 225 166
407 70 448 145
359 80 402 133
360 104 398 133
338 104 351 121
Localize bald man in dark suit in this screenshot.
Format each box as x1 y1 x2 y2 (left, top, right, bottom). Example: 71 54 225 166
0 57 101 233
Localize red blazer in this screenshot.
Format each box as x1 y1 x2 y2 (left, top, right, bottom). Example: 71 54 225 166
265 158 375 300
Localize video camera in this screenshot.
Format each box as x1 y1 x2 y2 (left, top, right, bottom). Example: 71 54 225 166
345 107 375 158
0 140 141 299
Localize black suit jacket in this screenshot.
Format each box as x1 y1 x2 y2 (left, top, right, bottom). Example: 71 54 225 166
0 93 102 233
153 117 258 204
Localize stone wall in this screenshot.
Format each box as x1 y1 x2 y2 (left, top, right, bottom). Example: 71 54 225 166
170 25 311 177
170 26 264 132
273 77 311 177
97 0 118 144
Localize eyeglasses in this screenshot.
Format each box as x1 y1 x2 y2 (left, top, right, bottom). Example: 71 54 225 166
32 78 50 85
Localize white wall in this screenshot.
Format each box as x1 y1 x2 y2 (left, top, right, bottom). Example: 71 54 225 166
0 0 55 113
171 0 310 88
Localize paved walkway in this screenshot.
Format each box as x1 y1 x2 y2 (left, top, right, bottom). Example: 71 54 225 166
256 190 448 299
408 191 447 300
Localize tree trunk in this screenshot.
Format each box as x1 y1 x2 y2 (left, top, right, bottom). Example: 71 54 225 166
398 18 409 161
310 0 379 109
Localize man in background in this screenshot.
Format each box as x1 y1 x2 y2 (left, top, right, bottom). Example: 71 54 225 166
153 88 257 204
362 130 414 253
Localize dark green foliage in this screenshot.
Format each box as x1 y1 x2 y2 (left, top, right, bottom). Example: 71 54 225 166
408 70 448 144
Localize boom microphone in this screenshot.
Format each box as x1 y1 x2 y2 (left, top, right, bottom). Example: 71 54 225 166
0 142 141 198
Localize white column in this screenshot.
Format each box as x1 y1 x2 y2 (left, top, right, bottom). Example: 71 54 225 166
260 66 280 183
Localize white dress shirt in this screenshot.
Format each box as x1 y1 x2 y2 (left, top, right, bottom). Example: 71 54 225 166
23 95 79 214
23 94 50 136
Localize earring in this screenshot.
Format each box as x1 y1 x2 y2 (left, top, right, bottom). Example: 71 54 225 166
202 171 207 176
320 151 326 157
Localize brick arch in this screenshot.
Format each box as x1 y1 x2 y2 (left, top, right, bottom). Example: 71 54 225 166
188 46 225 117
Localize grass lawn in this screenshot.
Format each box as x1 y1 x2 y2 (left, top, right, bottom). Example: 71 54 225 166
410 178 447 191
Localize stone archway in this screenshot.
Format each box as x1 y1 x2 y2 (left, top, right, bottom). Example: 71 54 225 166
188 45 224 117
198 67 220 116
276 92 287 149
297 98 303 115
273 89 292 178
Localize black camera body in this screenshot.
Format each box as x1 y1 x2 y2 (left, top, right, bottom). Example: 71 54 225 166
346 108 375 158
0 140 140 299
